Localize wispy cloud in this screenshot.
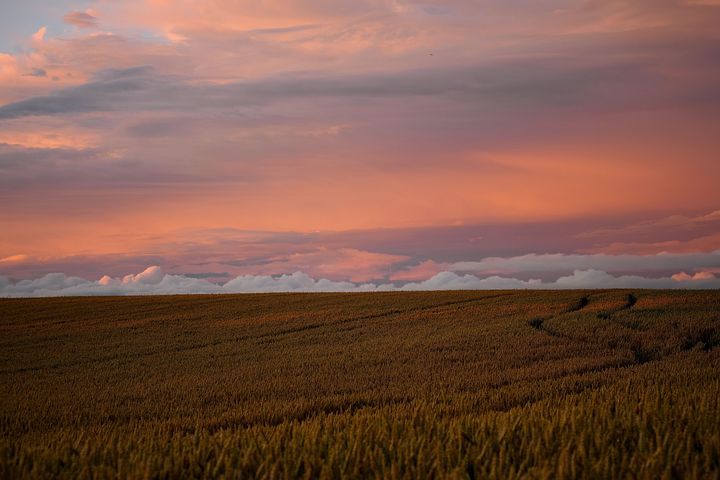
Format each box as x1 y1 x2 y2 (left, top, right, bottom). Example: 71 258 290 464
63 11 98 29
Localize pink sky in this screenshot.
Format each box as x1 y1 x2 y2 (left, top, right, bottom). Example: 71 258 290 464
1 0 719 293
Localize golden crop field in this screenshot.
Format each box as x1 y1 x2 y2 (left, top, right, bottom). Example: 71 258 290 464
1 290 719 479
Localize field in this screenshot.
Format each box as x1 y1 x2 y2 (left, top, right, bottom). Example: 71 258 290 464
1 290 719 479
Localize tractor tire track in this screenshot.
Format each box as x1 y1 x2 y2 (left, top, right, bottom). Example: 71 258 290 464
528 295 590 338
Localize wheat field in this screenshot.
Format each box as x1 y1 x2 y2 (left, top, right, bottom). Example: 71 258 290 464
1 290 719 479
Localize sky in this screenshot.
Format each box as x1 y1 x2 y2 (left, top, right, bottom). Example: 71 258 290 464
1 0 720 295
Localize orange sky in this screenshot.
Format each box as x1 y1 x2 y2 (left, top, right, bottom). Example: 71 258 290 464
1 0 719 287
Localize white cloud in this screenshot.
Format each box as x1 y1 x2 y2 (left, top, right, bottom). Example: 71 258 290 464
398 271 542 290
222 271 390 293
551 269 716 289
0 267 220 297
402 269 720 290
122 265 165 285
1 265 718 297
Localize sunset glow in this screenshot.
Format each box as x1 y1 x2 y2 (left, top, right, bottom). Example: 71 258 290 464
1 0 720 294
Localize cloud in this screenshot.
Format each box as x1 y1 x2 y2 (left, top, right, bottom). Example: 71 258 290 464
0 56 696 120
0 254 30 264
389 260 447 281
1 0 719 280
452 251 720 275
0 66 157 119
0 266 386 297
401 269 720 290
63 11 98 29
574 211 720 255
31 27 46 44
671 271 716 281
23 68 47 78
398 271 542 290
581 234 720 256
3 266 220 297
0 142 162 190
553 269 719 289
234 248 409 282
121 265 164 284
222 271 386 293
1 265 718 297
3 225 720 287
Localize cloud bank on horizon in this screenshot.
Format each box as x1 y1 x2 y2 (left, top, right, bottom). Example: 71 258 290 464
2 251 719 297
1 266 718 298
1 1 719 291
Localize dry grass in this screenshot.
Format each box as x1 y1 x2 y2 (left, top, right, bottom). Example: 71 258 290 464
1 290 719 478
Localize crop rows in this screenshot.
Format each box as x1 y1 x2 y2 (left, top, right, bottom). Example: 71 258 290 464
1 290 719 478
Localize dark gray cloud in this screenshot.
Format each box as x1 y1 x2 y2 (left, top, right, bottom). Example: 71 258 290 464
0 79 145 119
2 48 712 121
224 60 649 104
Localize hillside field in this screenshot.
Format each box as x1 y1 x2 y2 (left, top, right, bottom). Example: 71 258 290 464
1 290 719 479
